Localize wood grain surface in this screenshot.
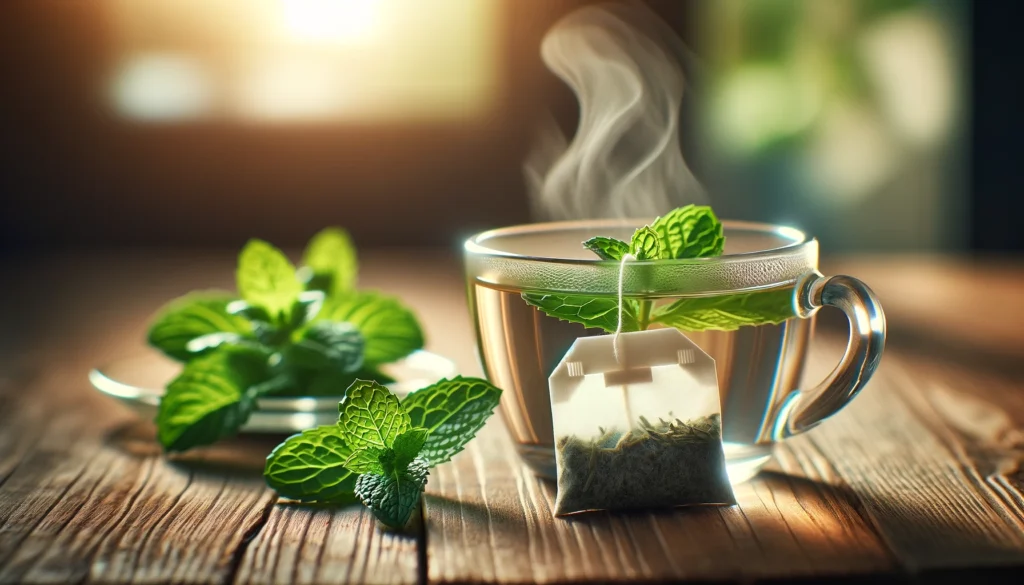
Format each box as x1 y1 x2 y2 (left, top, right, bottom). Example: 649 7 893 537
0 252 1022 584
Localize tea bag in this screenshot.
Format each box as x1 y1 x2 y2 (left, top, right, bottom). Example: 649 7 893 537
549 328 735 515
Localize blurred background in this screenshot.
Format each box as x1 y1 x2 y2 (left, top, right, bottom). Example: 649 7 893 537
0 0 1018 256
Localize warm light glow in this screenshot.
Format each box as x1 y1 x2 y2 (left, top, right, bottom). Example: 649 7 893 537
280 0 380 43
234 59 349 121
111 54 213 121
104 0 498 123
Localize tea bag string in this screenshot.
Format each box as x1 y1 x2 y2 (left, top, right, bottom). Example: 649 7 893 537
614 253 636 365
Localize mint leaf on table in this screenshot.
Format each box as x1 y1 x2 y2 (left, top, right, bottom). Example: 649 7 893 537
263 376 504 531
302 227 358 296
286 321 364 374
650 204 725 259
316 292 424 367
343 446 386 474
582 236 630 261
355 458 429 529
264 425 360 503
401 377 502 466
651 287 797 332
630 225 664 260
237 239 303 325
522 293 640 334
156 346 270 452
351 426 429 476
386 427 429 472
339 380 411 450
147 292 252 361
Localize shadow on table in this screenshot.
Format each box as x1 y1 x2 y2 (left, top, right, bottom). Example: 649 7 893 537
104 419 291 479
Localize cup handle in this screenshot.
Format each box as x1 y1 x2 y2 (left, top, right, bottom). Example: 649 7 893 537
772 270 887 440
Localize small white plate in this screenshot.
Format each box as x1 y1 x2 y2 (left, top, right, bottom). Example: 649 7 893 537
89 350 457 433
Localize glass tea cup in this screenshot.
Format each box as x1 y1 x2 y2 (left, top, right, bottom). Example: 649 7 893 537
463 219 885 483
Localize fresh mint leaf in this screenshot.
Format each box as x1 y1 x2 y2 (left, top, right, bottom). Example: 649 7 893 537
582 236 630 261
227 299 270 321
630 225 664 260
156 347 270 452
264 425 359 503
355 458 429 529
317 292 424 366
343 446 386 474
338 380 411 451
651 287 797 331
286 321 364 374
522 293 640 334
650 205 725 259
184 332 245 354
147 292 251 361
389 427 429 471
402 377 501 466
346 426 426 476
287 290 326 331
302 227 358 296
236 239 302 325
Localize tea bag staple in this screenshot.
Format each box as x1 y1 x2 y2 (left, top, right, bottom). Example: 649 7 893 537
548 256 735 516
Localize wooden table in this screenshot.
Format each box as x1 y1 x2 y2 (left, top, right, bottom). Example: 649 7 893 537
1 251 1023 584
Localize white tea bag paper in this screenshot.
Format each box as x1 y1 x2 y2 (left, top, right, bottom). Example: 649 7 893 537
550 328 736 516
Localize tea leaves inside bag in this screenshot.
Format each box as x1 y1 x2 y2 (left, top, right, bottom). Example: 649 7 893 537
554 413 734 515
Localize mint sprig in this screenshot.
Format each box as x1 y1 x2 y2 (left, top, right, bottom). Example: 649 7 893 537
629 225 664 260
582 236 630 261
148 293 252 362
521 294 641 333
651 288 797 331
264 377 502 530
522 205 794 333
146 228 426 453
316 292 424 367
264 426 361 503
302 227 358 296
237 240 304 326
156 346 271 452
402 377 503 466
650 204 725 259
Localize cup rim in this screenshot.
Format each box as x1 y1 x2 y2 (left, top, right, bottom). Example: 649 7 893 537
464 218 814 264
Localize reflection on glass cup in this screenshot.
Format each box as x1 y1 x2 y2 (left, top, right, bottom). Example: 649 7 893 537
464 219 885 483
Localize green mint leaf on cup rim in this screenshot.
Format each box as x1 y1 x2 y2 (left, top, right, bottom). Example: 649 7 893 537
650 204 725 259
629 225 664 260
236 239 303 325
264 425 360 503
302 227 358 296
582 236 630 261
355 457 429 529
651 287 797 332
147 292 252 362
401 377 502 466
286 321 365 374
522 293 640 334
339 379 411 451
317 291 424 367
156 346 270 452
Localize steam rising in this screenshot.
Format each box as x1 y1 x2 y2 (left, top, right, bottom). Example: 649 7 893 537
525 3 706 220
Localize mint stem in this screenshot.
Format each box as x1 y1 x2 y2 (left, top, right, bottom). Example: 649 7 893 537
638 300 653 330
